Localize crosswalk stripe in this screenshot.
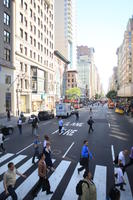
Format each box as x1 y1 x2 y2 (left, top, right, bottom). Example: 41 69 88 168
93 165 107 200
115 168 133 200
0 155 27 176
35 160 71 200
16 159 55 200
0 158 36 193
0 153 14 164
62 163 84 200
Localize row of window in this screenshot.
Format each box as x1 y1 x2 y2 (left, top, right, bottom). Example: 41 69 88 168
4 48 10 61
19 44 53 65
4 12 10 26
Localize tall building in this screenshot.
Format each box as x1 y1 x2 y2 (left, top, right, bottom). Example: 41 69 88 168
0 0 55 116
54 0 77 69
77 47 91 98
0 0 14 115
117 16 133 97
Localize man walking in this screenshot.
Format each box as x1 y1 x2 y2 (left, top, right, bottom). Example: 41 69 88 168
87 116 94 133
0 132 5 152
32 135 40 164
32 153 53 197
58 118 63 135
17 118 22 135
115 163 126 191
7 109 10 121
118 149 128 174
32 116 38 136
78 140 93 174
3 162 26 200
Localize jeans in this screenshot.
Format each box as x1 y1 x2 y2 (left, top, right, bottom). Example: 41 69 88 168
32 177 50 197
89 125 94 133
18 125 22 134
32 127 37 136
0 143 5 152
115 182 124 190
78 157 89 172
32 149 39 163
2 185 18 200
59 126 62 134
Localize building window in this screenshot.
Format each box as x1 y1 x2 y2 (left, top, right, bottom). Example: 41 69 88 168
4 48 10 61
24 18 27 27
20 62 23 71
20 28 23 38
6 92 11 110
4 30 10 43
30 9 33 17
5 75 11 84
24 2 27 10
21 79 23 89
20 13 23 23
4 0 10 8
21 0 23 7
20 44 23 53
72 79 74 82
24 47 27 55
68 79 70 83
34 39 36 47
4 12 10 26
25 80 28 89
30 36 33 44
34 52 36 59
30 50 32 58
25 32 27 41
34 26 36 34
25 64 27 72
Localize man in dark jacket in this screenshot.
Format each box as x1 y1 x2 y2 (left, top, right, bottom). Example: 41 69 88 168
87 116 94 133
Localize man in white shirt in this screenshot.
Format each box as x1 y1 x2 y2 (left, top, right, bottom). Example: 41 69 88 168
115 163 126 191
118 149 128 173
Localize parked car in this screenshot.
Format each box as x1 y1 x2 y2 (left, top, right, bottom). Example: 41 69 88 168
0 125 14 136
38 111 54 121
28 114 39 124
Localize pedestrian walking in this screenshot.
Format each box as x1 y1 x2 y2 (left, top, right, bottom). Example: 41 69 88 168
118 149 128 174
43 135 50 149
87 117 94 133
17 118 22 135
78 140 93 174
115 163 126 191
75 111 79 122
32 153 53 197
0 132 5 152
76 170 96 200
3 162 26 200
125 146 133 169
58 118 63 135
32 135 40 164
44 142 55 171
7 109 10 121
32 116 38 136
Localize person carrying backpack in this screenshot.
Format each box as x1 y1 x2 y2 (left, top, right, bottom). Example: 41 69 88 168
0 132 6 152
76 170 96 200
87 117 94 133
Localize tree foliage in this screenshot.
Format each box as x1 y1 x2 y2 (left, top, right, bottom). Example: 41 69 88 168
106 90 117 99
66 87 81 99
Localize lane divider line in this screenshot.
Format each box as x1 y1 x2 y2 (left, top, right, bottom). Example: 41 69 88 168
62 142 75 158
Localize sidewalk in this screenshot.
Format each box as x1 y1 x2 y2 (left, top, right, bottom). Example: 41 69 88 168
0 116 19 127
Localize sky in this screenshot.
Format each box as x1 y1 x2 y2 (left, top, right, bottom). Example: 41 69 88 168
77 0 133 93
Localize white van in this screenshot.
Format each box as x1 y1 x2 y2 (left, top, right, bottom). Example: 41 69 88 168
56 103 71 117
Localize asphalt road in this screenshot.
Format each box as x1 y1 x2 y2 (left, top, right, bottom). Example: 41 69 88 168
0 104 133 200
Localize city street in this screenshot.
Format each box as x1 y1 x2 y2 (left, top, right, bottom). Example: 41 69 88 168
0 104 133 200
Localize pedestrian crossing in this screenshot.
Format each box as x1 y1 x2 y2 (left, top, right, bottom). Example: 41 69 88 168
0 152 133 200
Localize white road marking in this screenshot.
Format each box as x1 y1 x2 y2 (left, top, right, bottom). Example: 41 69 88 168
51 129 58 135
93 165 107 200
16 159 55 200
0 154 26 176
16 143 34 155
62 142 75 158
108 123 110 128
4 137 10 142
0 153 13 164
62 163 84 200
35 160 71 200
111 145 115 162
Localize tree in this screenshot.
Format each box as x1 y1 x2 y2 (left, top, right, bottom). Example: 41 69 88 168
66 87 81 99
106 90 117 99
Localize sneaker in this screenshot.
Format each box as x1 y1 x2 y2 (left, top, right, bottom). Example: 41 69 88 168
46 191 53 195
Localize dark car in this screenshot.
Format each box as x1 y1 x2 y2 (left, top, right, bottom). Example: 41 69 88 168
28 114 39 124
0 125 14 136
38 111 54 121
